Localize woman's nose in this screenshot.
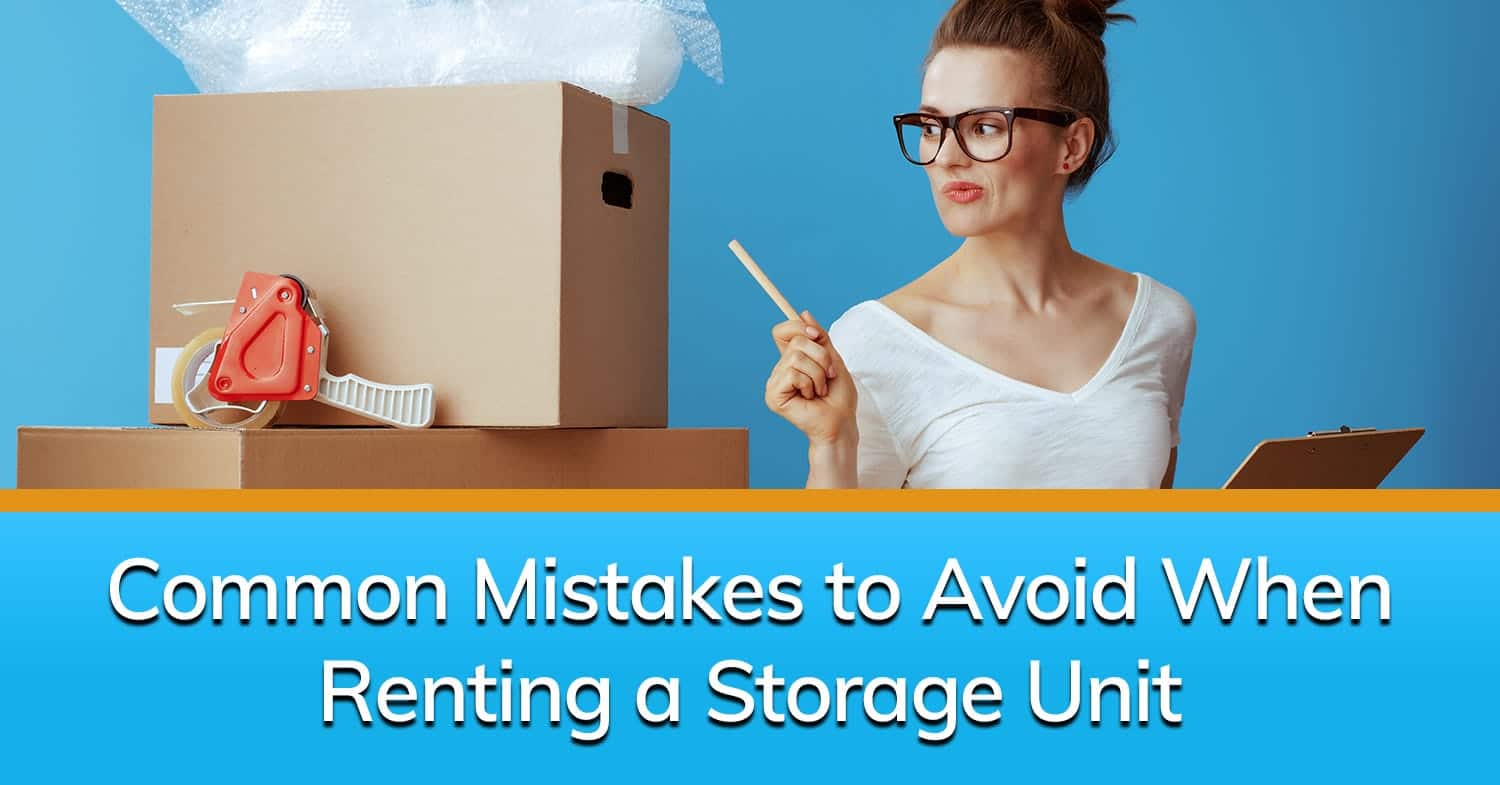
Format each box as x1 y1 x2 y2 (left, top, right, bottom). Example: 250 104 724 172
933 133 970 168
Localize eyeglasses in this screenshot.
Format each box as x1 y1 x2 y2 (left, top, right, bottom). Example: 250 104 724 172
892 106 1077 166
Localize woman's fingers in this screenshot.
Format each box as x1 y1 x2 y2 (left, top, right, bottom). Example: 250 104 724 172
785 337 834 379
791 368 818 400
775 351 829 397
772 315 823 347
772 316 836 381
766 311 841 415
768 365 820 402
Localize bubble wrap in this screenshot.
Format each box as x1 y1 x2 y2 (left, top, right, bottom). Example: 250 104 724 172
117 0 723 105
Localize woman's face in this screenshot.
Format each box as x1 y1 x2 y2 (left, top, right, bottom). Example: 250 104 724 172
918 47 1072 237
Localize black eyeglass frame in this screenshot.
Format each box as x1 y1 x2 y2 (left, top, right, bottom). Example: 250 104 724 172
892 106 1078 165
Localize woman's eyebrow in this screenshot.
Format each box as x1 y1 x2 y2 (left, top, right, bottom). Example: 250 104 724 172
918 104 944 114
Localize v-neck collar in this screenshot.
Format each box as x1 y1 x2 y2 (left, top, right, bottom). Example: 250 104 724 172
864 272 1150 402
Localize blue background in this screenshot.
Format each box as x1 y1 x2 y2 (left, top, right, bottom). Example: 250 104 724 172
2 0 1497 487
3 512 1496 779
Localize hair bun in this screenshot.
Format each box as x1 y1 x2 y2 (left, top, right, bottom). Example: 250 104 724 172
1043 0 1133 43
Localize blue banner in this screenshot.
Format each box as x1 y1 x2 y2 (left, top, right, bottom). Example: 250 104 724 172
3 511 1493 780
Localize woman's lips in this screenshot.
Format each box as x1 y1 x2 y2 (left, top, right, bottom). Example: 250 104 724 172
941 181 985 204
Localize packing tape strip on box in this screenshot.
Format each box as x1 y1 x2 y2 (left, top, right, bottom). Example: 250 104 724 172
613 103 629 155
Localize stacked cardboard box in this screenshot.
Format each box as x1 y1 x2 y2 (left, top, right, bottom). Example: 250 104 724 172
17 82 748 488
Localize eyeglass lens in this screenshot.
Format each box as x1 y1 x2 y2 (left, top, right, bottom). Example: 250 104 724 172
898 111 1013 164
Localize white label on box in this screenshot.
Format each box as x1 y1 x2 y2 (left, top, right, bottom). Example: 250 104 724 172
156 345 215 405
153 347 182 404
612 103 630 155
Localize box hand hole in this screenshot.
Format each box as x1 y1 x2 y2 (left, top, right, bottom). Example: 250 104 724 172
601 171 633 209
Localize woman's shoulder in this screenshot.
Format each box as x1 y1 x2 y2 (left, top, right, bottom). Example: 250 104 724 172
1137 272 1197 342
829 272 950 336
828 300 901 356
827 296 934 376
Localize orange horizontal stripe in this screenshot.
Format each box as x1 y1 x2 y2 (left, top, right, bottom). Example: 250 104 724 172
0 489 1497 513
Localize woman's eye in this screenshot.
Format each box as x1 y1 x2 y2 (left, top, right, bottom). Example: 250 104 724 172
920 124 942 137
974 123 1004 137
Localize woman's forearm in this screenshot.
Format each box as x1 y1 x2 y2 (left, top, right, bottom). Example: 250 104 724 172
806 432 859 488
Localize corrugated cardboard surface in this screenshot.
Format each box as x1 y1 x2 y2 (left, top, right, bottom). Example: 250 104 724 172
17 428 243 489
17 427 747 489
559 84 670 425
149 82 668 428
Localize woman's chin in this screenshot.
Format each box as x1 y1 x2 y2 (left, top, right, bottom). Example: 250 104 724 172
937 212 1001 238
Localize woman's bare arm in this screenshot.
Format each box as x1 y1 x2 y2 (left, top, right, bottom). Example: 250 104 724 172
806 430 859 489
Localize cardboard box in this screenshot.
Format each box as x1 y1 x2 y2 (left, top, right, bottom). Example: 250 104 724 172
149 82 668 428
17 427 748 489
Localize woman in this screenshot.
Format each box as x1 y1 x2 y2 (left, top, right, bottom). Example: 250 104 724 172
765 0 1195 488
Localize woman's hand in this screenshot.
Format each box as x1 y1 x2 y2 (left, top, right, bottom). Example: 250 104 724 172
765 311 857 447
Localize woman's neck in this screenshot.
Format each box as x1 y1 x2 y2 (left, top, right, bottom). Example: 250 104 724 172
948 206 1080 312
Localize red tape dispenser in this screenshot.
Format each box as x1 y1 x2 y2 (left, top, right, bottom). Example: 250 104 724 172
170 272 436 429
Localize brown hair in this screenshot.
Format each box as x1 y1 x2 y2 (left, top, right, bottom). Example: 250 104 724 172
928 0 1133 190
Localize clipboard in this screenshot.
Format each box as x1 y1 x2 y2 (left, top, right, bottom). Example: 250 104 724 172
1222 426 1425 489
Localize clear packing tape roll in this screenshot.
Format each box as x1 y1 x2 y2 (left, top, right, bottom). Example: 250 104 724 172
118 0 723 106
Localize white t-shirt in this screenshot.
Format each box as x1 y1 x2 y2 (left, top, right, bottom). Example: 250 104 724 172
827 272 1195 488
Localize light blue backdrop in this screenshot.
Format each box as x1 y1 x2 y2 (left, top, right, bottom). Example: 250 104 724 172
2 1 1496 487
